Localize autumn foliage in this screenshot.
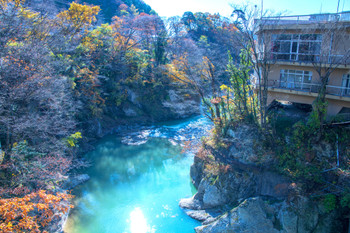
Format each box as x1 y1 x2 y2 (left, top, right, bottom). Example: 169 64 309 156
57 2 100 34
0 190 73 232
0 0 244 231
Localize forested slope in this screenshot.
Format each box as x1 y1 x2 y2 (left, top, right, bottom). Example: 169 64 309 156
26 0 155 21
0 0 241 231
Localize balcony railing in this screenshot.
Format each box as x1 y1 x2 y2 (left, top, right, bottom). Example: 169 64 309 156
257 52 350 66
267 80 350 97
257 11 350 26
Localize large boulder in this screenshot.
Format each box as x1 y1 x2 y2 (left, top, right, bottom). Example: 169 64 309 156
195 197 279 233
195 196 338 233
162 90 200 119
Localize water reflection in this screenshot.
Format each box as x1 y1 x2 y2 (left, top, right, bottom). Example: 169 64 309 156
129 207 154 233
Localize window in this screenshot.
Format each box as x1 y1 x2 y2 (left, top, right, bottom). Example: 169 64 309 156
272 34 322 62
280 69 312 90
342 74 350 96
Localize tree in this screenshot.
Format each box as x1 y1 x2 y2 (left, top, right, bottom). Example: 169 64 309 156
227 50 258 122
56 2 100 37
230 5 282 130
0 1 78 155
306 21 350 135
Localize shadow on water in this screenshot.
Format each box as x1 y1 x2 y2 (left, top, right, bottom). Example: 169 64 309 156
64 116 212 233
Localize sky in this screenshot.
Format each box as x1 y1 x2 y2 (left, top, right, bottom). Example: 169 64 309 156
143 0 350 18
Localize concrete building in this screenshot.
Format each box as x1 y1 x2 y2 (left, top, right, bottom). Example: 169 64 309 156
255 11 350 118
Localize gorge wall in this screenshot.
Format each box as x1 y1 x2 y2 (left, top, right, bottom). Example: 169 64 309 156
180 124 344 233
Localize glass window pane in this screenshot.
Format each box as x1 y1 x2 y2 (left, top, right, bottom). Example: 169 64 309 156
299 42 309 53
292 42 298 52
300 34 315 40
280 42 290 53
295 75 302 82
276 54 289 60
310 42 321 54
303 76 312 83
298 55 314 62
288 74 296 82
279 34 291 40
272 41 280 52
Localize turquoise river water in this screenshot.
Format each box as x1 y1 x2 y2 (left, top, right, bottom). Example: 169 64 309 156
64 116 211 233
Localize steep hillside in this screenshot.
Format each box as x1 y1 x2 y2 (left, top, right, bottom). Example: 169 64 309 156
84 0 156 21
26 0 156 21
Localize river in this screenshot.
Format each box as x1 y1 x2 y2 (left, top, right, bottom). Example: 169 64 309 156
64 116 212 233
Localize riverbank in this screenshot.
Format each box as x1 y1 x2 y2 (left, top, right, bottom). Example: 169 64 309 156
180 120 350 232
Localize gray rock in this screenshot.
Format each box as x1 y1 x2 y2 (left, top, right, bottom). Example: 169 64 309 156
195 196 337 233
185 210 216 223
256 171 291 198
179 196 202 210
196 197 279 233
126 88 140 107
162 90 200 118
201 180 226 209
123 107 138 117
183 122 341 233
190 155 205 188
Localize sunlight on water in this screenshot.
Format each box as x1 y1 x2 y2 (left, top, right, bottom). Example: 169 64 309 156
129 208 154 233
65 116 211 233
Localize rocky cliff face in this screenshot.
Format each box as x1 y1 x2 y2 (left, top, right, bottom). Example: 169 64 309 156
80 87 201 149
195 196 336 233
180 124 342 233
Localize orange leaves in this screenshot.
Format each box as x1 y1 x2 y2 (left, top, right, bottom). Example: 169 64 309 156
0 190 74 232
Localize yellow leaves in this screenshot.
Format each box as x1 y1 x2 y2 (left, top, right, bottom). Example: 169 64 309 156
20 7 39 19
0 150 4 164
0 0 24 10
220 84 228 91
1 0 39 21
65 132 82 147
6 38 24 48
81 35 103 52
80 24 112 52
165 63 187 83
57 2 100 32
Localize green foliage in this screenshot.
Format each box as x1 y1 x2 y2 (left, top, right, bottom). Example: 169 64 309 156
208 50 258 137
323 194 337 213
273 120 326 187
308 99 328 133
227 49 257 122
340 192 350 209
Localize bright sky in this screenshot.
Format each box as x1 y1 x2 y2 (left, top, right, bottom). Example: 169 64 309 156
143 0 350 18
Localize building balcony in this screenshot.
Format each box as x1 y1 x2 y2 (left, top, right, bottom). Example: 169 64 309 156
256 11 350 26
266 80 350 101
257 53 350 68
